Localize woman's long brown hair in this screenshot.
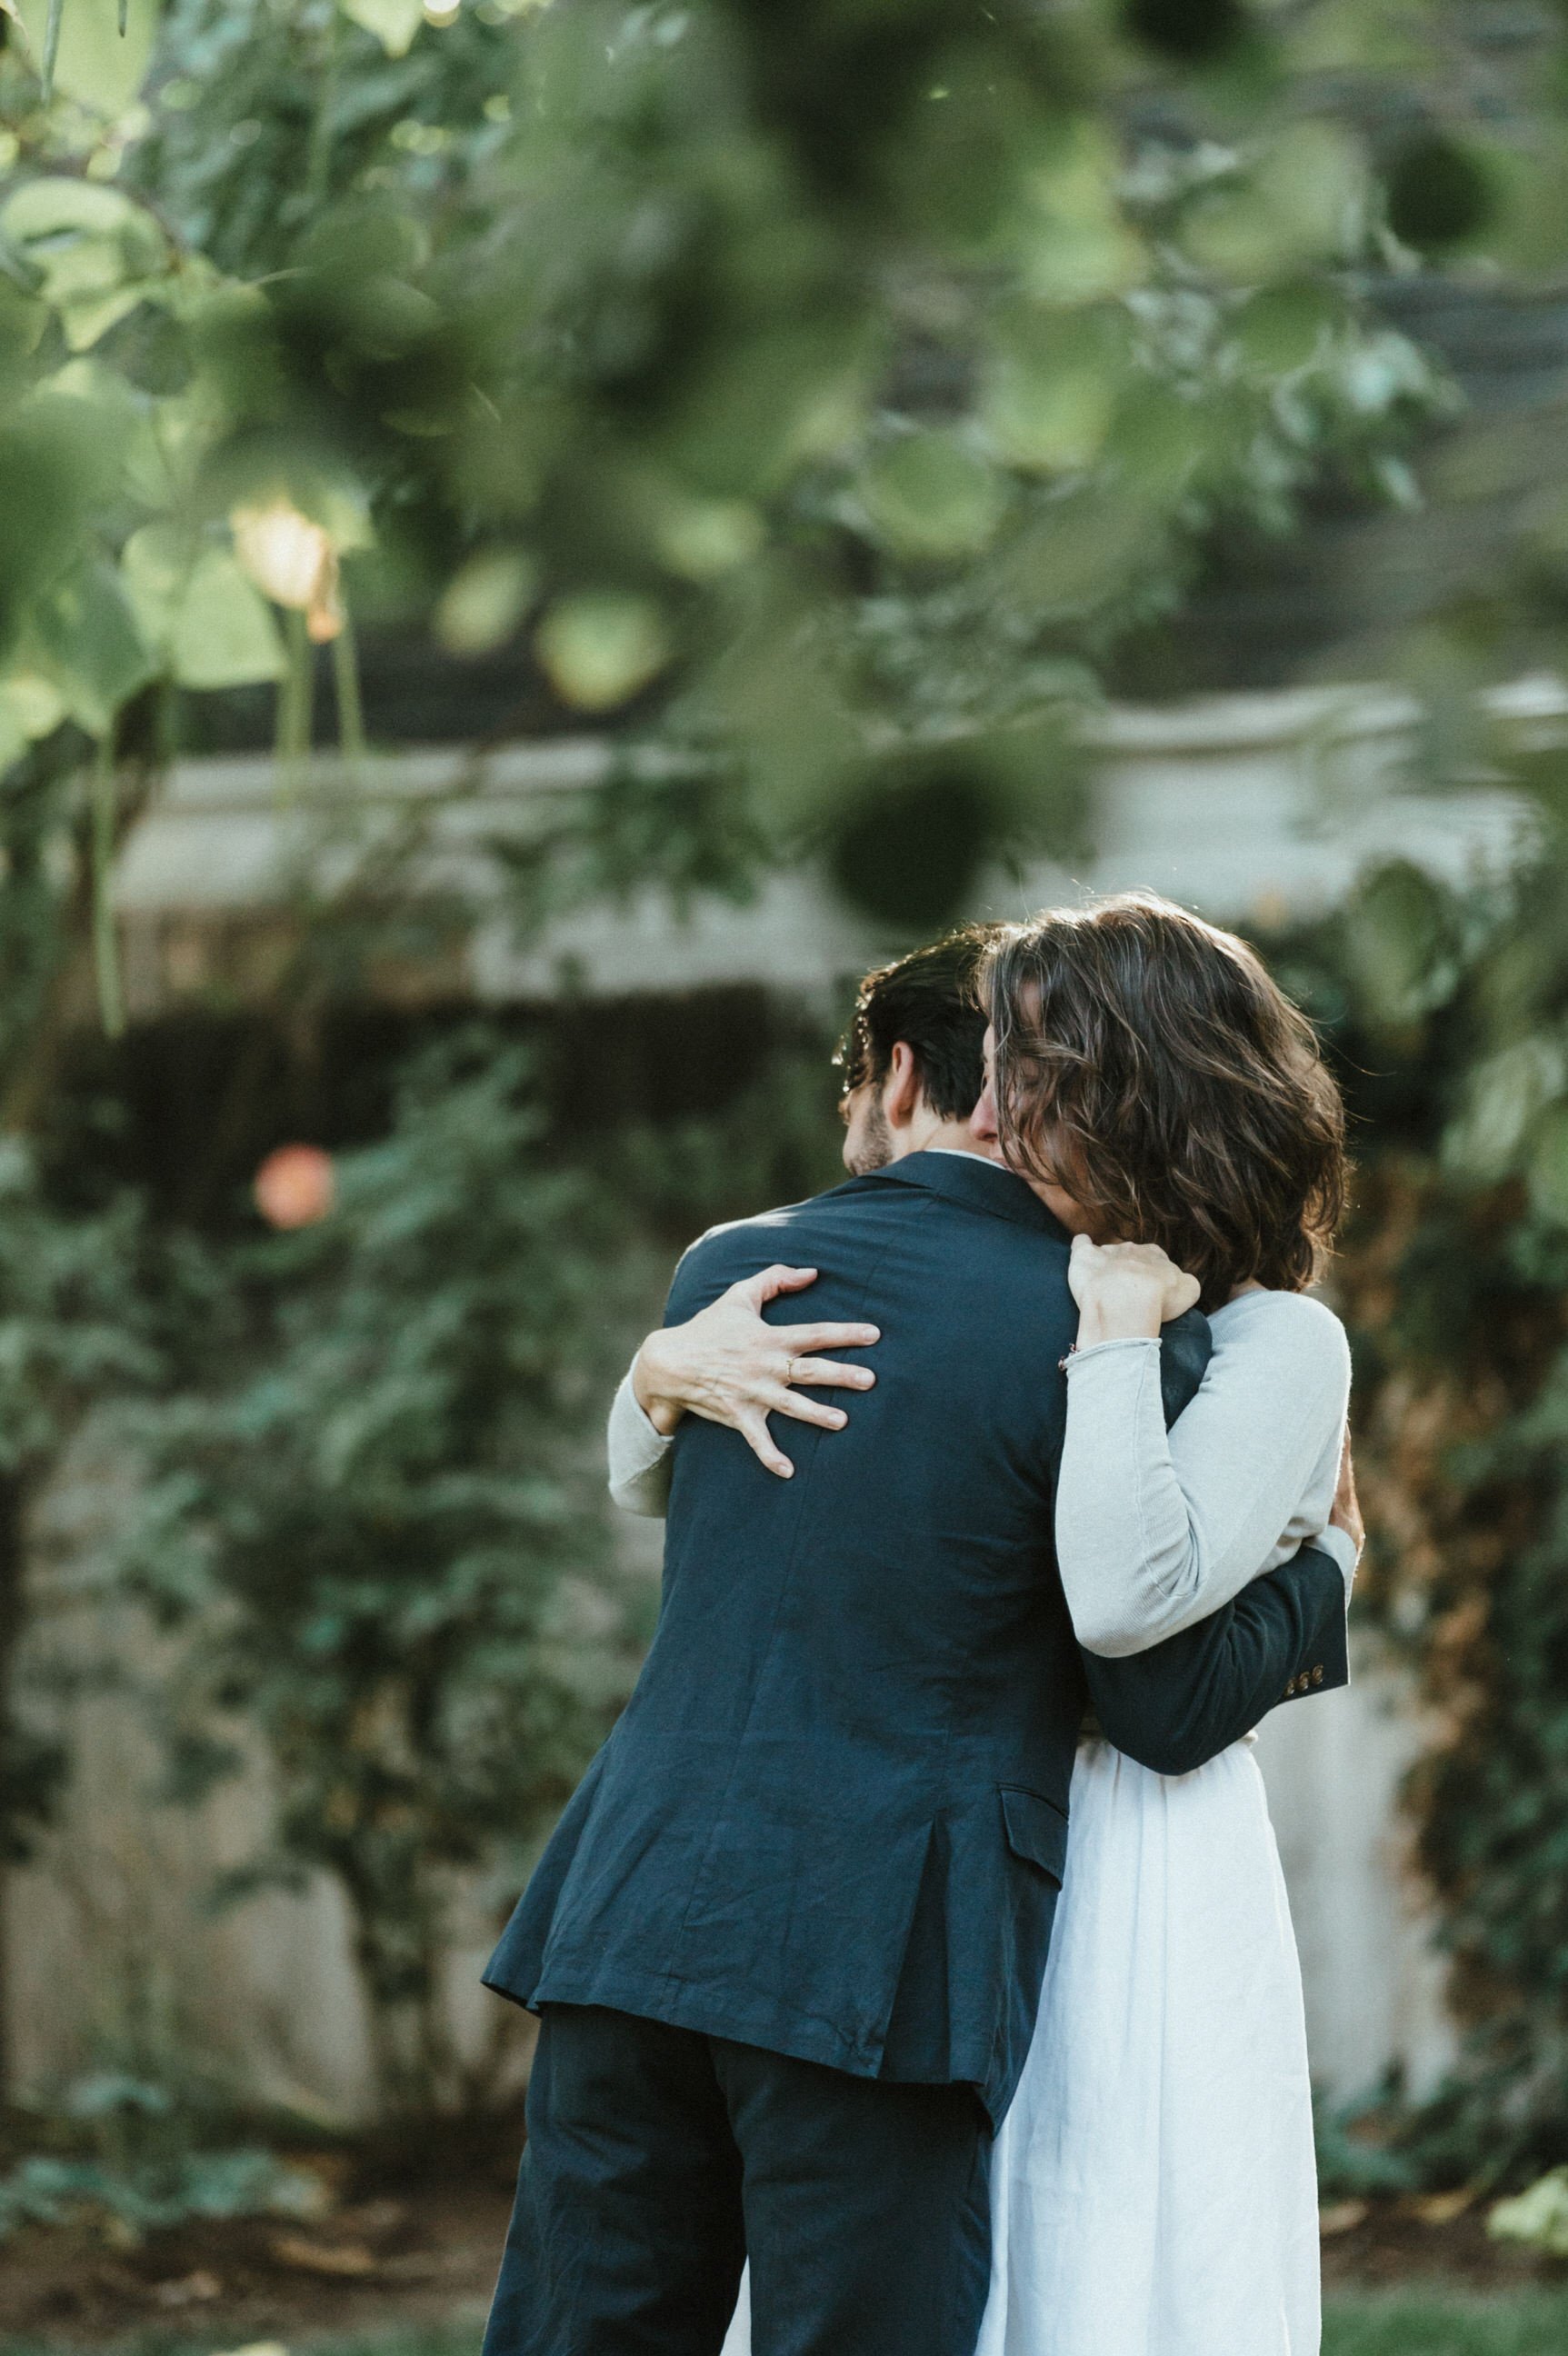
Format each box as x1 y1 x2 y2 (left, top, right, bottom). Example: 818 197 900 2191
984 893 1348 1309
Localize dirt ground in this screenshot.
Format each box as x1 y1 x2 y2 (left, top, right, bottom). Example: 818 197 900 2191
0 2165 521 2347
1318 2192 1565 2294
1 2177 1562 2346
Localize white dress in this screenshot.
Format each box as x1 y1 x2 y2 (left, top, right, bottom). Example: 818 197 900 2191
607 1288 1356 2356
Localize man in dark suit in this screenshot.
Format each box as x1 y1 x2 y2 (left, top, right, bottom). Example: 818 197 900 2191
482 929 1352 2356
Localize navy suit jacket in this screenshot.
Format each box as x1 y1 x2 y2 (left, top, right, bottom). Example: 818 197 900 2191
485 1152 1349 2125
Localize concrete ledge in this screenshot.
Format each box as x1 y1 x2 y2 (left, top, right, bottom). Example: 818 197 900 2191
110 681 1547 1007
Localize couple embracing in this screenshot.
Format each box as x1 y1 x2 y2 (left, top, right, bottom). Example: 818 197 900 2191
482 893 1362 2356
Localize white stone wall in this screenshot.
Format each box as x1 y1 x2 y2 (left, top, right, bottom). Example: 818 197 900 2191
1255 1642 1456 2105
108 681 1543 1013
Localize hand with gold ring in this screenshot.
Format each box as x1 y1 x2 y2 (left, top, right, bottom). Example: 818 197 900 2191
633 1266 880 1480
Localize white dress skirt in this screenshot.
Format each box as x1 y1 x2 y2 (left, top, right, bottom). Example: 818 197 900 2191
974 1732 1320 2356
721 1729 1318 2356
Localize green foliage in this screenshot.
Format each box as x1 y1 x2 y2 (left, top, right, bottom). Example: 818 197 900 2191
0 2133 316 2241
0 1138 160 1473
609 1042 848 1247
0 2053 322 2240
5 0 1473 943
1314 2088 1421 2203
1321 2291 1568 2356
112 1033 651 2112
125 0 515 275
0 1721 66 1870
0 1922 327 2230
1491 2168 1568 2260
0 1134 175 1871
1263 818 1568 2178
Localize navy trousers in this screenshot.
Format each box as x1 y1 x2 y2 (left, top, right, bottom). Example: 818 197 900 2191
484 2004 994 2356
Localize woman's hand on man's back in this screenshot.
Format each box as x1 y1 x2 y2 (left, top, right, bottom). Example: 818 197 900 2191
632 1266 881 1478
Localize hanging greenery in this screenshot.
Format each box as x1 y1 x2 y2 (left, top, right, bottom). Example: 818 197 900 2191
1259 821 1568 2179
110 1036 654 2117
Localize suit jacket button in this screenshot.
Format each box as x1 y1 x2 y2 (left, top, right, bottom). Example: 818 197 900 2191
1311 1664 1324 1685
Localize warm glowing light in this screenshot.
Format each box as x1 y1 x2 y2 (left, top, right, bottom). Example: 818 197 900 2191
255 1144 336 1230
231 501 335 613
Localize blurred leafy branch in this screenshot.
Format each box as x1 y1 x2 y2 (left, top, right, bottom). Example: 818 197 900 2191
0 0 1522 980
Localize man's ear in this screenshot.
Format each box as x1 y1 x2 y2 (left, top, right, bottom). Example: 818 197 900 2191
882 1041 924 1130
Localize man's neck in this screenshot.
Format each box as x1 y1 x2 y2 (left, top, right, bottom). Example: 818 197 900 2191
894 1116 1002 1164
922 1144 1012 1172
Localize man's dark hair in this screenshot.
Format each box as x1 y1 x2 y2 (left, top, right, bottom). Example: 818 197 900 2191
836 925 997 1122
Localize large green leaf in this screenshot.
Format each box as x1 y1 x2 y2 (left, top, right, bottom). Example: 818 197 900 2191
1343 863 1462 1027
122 526 285 691
1014 120 1146 305
662 323 875 501
0 183 147 243
0 670 65 744
534 592 670 712
981 308 1126 474
990 487 1153 618
1482 140 1568 281
1231 283 1343 379
0 389 123 642
1444 1038 1568 1185
434 549 538 658
858 433 1006 562
0 681 45 772
13 0 161 116
27 557 155 734
338 0 426 58
171 553 286 690
1183 125 1365 284
0 664 69 769
0 178 168 352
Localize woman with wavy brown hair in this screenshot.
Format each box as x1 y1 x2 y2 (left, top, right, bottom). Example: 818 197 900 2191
968 893 1353 2356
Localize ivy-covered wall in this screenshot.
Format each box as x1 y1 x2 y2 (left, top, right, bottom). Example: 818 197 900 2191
1268 846 1568 2177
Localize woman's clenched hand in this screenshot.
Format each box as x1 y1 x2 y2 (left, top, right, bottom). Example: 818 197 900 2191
1067 1233 1201 1350
632 1264 880 1479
